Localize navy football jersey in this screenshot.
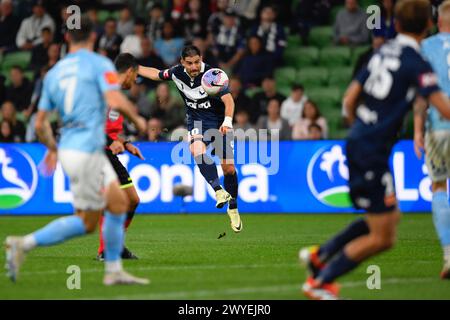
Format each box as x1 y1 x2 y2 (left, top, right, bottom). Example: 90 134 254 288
158 62 229 124
349 34 440 153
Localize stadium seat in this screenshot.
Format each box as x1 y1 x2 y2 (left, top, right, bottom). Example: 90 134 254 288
319 46 351 67
360 0 377 9
98 10 119 24
245 87 263 98
1 51 32 70
284 47 319 68
278 84 292 98
328 67 353 90
296 67 328 87
275 67 297 87
287 35 302 48
351 45 371 65
306 87 342 110
309 26 333 48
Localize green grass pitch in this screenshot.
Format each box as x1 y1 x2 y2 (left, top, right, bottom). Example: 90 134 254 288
0 213 449 299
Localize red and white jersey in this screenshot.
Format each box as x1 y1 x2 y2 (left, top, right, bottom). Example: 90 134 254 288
105 108 124 141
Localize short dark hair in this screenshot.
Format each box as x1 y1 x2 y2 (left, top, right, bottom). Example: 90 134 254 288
11 65 23 72
114 53 138 73
181 45 201 59
308 122 322 132
67 15 93 44
41 27 52 34
291 83 304 91
395 0 432 34
104 17 117 25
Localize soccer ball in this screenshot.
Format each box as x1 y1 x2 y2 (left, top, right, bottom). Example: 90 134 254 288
201 68 229 96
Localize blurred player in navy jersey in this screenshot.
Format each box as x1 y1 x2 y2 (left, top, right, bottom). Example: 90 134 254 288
137 45 242 233
299 0 450 299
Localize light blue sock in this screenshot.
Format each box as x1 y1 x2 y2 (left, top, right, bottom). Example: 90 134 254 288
33 215 86 246
432 191 450 246
103 211 126 262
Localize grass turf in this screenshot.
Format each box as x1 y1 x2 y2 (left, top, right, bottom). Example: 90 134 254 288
0 213 449 300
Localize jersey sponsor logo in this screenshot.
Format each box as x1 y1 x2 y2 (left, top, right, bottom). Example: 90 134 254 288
104 71 119 85
186 100 212 109
419 72 438 87
108 109 120 121
306 144 352 208
0 147 38 209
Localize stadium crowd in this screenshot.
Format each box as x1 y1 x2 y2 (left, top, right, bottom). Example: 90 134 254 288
0 0 443 143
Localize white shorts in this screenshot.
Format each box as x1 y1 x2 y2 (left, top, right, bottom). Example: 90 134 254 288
58 150 118 211
425 130 450 182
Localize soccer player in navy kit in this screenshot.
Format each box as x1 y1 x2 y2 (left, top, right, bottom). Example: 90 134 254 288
300 0 450 299
138 46 242 233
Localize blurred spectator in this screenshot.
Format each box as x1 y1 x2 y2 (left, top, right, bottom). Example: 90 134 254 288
154 21 185 67
308 123 324 140
170 0 188 24
256 98 291 141
47 43 60 69
372 0 396 40
234 109 257 141
291 0 331 45
30 27 53 73
16 0 55 50
281 84 308 127
0 101 26 142
352 36 385 77
234 0 261 30
96 18 122 60
128 82 152 120
120 18 147 59
207 0 229 38
147 3 165 42
250 5 286 66
250 76 285 124
5 66 33 113
150 82 185 131
54 4 69 44
117 6 134 39
147 117 167 142
0 120 13 142
229 76 251 114
136 37 166 89
86 7 104 36
27 65 49 119
0 0 20 54
182 0 209 41
236 35 274 89
191 37 219 67
211 8 246 71
0 75 6 105
334 0 370 45
292 100 328 140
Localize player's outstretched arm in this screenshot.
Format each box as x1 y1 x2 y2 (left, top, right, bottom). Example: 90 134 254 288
105 90 147 134
35 110 57 152
342 80 363 124
138 66 162 81
428 91 450 120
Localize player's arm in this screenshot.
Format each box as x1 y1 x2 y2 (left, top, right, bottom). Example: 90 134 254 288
413 96 427 159
116 135 145 160
104 90 147 134
138 66 163 81
35 110 58 175
220 93 235 134
428 91 450 120
342 80 363 125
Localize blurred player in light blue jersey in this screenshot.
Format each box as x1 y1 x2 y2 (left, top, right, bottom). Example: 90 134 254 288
4 16 149 285
416 0 450 279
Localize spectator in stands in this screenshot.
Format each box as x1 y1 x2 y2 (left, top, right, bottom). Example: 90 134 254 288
229 76 251 115
96 17 122 61
207 0 229 40
128 82 152 120
291 0 331 45
0 0 20 54
30 27 53 73
137 37 166 90
47 43 60 69
182 0 209 41
250 76 286 124
334 0 370 46
120 18 147 59
191 37 219 67
281 84 308 127
233 0 261 30
146 117 167 142
0 119 13 142
256 98 291 141
5 66 33 113
170 0 188 25
150 82 185 132
0 75 6 105
86 7 104 36
0 101 26 142
154 21 185 67
16 0 55 50
27 65 49 118
373 0 396 40
308 123 324 140
234 109 257 141
147 3 165 42
117 6 134 39
292 100 328 140
250 5 286 66
236 35 274 89
211 8 246 72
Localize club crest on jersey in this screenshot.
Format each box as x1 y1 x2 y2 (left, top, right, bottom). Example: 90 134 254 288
419 72 438 87
104 71 119 85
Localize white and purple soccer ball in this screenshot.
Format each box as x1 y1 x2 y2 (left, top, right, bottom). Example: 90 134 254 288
201 68 229 96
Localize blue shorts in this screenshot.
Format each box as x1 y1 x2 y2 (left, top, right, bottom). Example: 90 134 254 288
188 119 235 160
346 140 397 214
